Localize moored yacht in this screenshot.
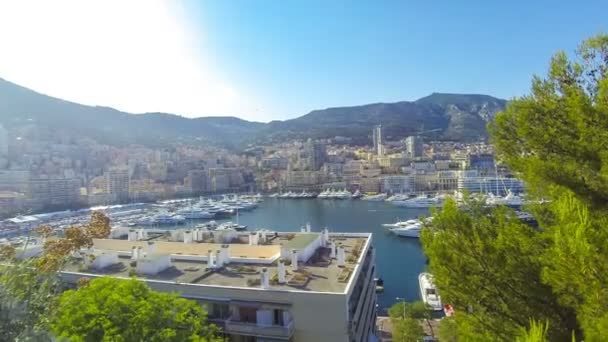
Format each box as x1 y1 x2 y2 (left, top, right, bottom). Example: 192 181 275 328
392 194 444 208
389 222 423 238
361 193 387 201
419 272 443 311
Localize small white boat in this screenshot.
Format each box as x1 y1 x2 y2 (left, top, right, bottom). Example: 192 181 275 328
352 189 362 199
419 273 443 311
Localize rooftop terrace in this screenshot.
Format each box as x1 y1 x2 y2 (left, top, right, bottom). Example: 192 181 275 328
62 231 371 293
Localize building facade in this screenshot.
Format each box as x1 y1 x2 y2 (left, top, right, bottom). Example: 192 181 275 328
57 230 378 342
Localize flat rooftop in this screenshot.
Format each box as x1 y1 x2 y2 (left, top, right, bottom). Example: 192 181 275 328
92 239 282 260
62 231 371 293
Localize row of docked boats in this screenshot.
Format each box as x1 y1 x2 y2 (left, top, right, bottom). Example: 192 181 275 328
268 189 363 199
267 189 527 208
131 195 262 226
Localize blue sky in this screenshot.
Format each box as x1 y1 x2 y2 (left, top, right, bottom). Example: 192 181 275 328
188 0 607 121
0 1 606 122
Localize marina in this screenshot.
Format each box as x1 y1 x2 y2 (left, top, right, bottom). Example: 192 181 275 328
0 191 531 310
2 197 430 309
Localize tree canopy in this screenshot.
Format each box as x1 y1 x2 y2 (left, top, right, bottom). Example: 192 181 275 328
50 277 220 342
422 34 608 341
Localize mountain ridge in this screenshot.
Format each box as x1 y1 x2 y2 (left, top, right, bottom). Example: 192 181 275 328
0 77 507 148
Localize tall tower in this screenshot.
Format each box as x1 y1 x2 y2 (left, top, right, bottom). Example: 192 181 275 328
372 125 383 156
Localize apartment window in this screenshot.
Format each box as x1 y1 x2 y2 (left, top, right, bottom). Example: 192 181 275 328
202 302 230 320
273 309 284 326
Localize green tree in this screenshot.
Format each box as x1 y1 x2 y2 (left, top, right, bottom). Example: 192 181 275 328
49 277 220 342
392 317 424 342
490 33 608 341
515 321 550 342
437 317 458 342
389 301 434 337
421 198 577 341
424 34 608 341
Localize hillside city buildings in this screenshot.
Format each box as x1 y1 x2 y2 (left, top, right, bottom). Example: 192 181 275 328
0 124 523 219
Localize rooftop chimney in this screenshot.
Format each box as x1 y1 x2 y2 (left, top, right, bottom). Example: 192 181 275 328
221 244 230 265
291 249 298 271
147 241 156 256
278 259 287 284
215 250 222 268
261 267 270 289
260 230 267 244
322 228 329 247
207 249 214 269
249 232 258 245
131 246 138 260
184 231 193 244
330 241 336 259
138 246 144 259
128 230 137 241
337 244 346 267
306 223 311 233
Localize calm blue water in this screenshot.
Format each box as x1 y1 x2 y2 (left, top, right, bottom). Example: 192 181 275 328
183 198 429 310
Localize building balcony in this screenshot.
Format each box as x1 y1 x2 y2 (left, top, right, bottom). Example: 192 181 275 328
225 318 295 340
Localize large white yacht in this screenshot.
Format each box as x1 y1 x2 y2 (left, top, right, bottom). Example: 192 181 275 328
392 194 444 208
382 219 420 228
176 207 214 219
419 273 443 311
389 222 423 238
361 193 387 201
486 190 526 207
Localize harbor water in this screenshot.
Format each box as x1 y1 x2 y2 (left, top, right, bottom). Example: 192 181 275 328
171 198 430 310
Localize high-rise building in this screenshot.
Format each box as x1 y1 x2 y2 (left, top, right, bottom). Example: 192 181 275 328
27 177 81 208
405 136 424 158
57 229 378 342
304 139 327 171
372 125 383 156
185 169 209 194
105 167 130 202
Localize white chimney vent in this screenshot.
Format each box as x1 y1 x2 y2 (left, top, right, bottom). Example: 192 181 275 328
147 242 156 256
131 246 138 260
337 245 346 267
249 232 259 245
215 250 222 267
306 223 311 232
260 230 267 244
278 259 286 284
183 231 193 244
207 249 214 268
291 249 298 271
221 244 230 265
330 241 336 259
261 267 270 289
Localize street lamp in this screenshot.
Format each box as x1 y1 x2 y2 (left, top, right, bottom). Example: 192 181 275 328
395 297 406 342
395 297 406 320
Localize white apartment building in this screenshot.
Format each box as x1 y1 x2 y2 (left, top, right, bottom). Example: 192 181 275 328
57 228 378 342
